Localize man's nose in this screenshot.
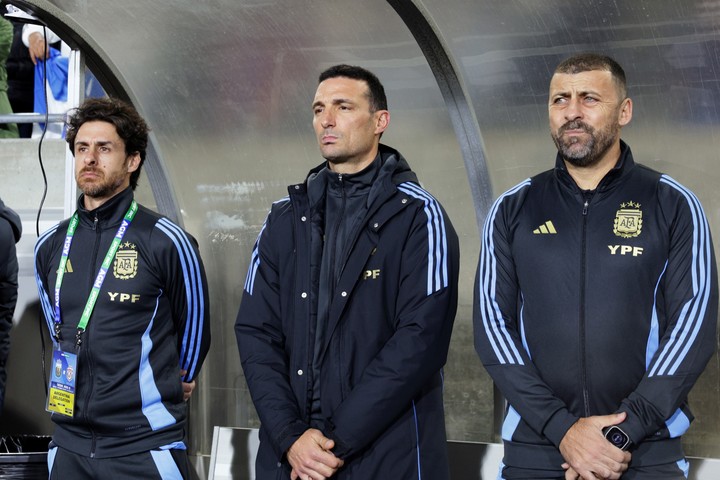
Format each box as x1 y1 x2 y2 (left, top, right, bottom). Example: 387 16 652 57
320 111 335 128
565 97 582 121
82 148 98 164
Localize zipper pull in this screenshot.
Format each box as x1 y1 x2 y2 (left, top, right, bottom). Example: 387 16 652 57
93 215 99 230
582 190 594 216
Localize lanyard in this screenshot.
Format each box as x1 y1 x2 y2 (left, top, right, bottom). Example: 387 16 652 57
53 200 138 347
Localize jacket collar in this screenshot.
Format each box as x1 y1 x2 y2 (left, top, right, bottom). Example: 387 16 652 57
297 143 420 209
306 153 382 207
76 187 135 228
554 139 635 192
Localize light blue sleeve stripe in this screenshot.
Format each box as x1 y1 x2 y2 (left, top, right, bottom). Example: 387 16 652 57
34 225 60 343
140 294 176 430
501 405 522 441
645 261 668 368
150 449 184 480
156 219 206 379
676 458 689 478
478 181 530 365
497 462 506 480
519 294 530 359
649 176 712 376
47 446 57 475
244 197 289 295
397 183 449 295
412 400 422 480
666 408 691 438
244 221 267 295
159 442 187 450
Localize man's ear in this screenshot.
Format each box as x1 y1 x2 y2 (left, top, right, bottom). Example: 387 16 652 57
374 110 390 135
618 97 633 127
127 152 141 173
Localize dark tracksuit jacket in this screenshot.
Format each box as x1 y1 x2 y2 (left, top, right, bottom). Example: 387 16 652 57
0 198 21 414
474 141 718 475
34 187 211 458
235 145 460 479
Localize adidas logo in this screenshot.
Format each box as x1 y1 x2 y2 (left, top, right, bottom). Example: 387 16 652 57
56 259 74 274
533 221 557 234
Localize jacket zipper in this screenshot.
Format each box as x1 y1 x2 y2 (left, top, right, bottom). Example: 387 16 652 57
330 173 347 398
329 173 346 291
580 192 593 416
85 214 100 457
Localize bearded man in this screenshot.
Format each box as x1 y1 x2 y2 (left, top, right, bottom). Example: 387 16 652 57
34 97 211 479
474 53 717 480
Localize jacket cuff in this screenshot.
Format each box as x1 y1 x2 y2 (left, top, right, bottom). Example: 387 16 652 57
275 421 311 459
543 408 579 447
617 399 653 446
324 424 352 460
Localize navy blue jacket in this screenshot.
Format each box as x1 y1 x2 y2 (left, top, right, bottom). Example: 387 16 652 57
474 141 718 472
35 187 210 457
236 145 459 479
0 198 21 414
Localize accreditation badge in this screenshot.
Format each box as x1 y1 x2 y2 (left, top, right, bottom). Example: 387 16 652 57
46 347 77 417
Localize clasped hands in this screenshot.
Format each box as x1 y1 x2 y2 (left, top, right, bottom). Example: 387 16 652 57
560 412 632 480
288 428 344 480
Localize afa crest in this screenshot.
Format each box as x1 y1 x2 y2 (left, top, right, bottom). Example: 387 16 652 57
613 201 642 238
114 242 138 280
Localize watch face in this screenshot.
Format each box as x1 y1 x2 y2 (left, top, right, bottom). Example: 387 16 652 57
603 426 631 450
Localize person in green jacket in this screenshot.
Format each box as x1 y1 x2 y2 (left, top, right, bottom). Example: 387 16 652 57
0 16 19 138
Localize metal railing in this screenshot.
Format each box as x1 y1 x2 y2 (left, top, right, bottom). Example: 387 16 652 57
0 113 67 124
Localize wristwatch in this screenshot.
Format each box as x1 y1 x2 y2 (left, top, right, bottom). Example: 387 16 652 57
602 425 632 451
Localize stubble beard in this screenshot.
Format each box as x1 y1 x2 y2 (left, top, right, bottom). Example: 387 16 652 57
78 169 127 198
552 119 619 168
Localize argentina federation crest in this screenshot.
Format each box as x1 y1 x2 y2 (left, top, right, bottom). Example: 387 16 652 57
114 242 138 280
613 201 642 238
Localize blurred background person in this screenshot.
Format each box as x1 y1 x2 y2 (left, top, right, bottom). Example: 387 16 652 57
5 13 33 138
0 15 19 138
21 23 69 138
0 196 22 416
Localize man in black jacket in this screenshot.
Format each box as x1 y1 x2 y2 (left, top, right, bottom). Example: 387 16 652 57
236 64 460 479
35 97 210 479
5 16 33 138
0 197 21 416
474 53 718 480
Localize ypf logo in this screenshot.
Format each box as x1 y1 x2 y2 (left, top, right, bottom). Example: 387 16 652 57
613 201 642 238
363 269 381 280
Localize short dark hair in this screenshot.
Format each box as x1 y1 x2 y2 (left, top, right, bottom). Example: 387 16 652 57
66 97 150 190
554 53 627 100
318 64 388 112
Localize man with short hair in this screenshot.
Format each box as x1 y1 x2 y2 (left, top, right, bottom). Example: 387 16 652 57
236 64 459 479
474 53 718 480
35 97 211 479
